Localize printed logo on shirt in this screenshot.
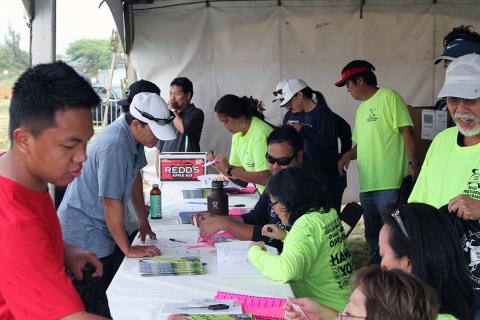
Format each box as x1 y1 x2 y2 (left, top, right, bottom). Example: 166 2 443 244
366 108 378 123
461 230 480 287
325 219 353 289
245 152 255 169
463 169 480 200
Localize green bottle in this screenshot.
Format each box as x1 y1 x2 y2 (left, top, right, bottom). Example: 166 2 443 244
150 184 162 219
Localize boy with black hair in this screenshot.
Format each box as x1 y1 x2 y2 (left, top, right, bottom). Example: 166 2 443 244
0 61 107 319
335 60 417 262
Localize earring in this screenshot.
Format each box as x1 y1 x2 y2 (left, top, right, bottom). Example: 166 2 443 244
238 122 245 130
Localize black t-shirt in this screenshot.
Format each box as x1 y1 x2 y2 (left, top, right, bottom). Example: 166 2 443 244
156 103 204 152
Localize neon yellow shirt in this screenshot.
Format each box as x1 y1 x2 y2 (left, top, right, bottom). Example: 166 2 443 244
229 116 272 193
437 314 457 320
352 87 413 192
409 127 480 207
247 209 353 312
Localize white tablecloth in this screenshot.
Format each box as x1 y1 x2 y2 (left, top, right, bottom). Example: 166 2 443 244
107 181 293 320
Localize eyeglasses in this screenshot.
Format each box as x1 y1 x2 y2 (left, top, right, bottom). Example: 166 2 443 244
337 313 369 319
446 97 480 107
391 209 409 239
336 313 369 319
273 89 283 96
134 107 175 124
266 153 297 166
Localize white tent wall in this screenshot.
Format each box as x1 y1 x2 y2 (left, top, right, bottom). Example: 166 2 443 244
117 0 480 203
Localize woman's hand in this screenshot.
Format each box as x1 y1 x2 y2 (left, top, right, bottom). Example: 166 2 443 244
212 154 229 175
262 224 287 240
285 297 323 320
249 241 267 251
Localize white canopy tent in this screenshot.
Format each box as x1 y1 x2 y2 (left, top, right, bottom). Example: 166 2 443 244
104 0 479 201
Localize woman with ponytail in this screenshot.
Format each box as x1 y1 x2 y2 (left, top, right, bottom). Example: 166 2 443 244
210 94 273 193
280 79 350 213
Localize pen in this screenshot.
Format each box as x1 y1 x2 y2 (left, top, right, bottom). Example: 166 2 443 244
169 238 187 243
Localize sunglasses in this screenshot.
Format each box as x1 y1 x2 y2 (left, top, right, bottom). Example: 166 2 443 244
273 89 283 96
134 107 175 125
391 209 409 239
266 153 296 166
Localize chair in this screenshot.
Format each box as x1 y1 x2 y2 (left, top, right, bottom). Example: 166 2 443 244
340 202 364 239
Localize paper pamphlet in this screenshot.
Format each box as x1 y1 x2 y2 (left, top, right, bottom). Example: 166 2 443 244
215 292 285 320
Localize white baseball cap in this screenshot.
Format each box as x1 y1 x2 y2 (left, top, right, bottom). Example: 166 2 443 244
279 79 308 107
272 79 288 102
129 92 177 140
438 53 480 99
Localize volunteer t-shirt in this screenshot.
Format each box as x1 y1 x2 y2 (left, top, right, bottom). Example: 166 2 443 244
409 127 480 207
352 87 413 192
0 176 84 319
248 209 353 312
437 314 457 320
229 116 273 193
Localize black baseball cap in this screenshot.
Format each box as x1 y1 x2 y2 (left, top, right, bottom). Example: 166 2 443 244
434 39 480 64
117 79 160 106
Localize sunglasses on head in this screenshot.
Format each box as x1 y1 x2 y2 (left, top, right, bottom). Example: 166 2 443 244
273 89 283 96
266 153 296 166
135 107 175 125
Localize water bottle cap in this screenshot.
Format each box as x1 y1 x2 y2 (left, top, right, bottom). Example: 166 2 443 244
152 183 159 188
211 180 224 189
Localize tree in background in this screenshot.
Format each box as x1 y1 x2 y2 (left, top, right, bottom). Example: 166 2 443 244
65 38 122 79
0 26 29 90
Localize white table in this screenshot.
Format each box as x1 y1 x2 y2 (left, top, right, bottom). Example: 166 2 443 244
107 182 293 320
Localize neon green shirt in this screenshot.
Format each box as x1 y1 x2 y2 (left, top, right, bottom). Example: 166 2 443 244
247 209 353 312
352 87 413 192
229 116 272 193
409 127 480 207
437 314 457 320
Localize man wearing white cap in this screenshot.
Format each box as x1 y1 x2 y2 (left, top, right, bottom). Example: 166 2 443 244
409 53 480 216
58 92 176 316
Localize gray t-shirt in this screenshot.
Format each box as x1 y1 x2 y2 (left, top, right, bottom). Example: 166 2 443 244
58 117 147 258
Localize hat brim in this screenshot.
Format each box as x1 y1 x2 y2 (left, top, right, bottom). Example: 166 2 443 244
334 78 348 87
117 99 130 106
434 55 454 65
148 119 177 141
438 82 480 99
279 95 292 107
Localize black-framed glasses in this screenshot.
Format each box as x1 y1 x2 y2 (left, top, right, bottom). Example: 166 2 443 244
337 313 369 319
134 107 175 125
391 209 409 239
266 153 297 166
273 89 283 96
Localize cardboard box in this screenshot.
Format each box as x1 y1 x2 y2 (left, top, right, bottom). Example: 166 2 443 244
159 152 207 181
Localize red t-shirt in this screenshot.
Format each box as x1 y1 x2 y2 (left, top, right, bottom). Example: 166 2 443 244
0 175 84 319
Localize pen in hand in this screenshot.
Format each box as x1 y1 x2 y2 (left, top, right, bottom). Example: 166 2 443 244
169 238 187 244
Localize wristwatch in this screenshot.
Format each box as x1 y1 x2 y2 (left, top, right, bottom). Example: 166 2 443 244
226 165 234 177
408 159 419 166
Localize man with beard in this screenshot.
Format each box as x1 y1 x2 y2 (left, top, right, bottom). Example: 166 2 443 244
409 53 480 218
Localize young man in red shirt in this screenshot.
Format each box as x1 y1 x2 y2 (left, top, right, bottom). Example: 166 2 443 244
0 62 108 319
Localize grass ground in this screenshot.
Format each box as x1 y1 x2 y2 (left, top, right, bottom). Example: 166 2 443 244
0 97 371 268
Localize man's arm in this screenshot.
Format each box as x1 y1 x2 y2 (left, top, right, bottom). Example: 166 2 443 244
399 126 419 180
337 145 357 175
171 110 185 134
62 312 109 320
229 167 270 186
130 173 156 242
103 197 160 258
448 195 480 220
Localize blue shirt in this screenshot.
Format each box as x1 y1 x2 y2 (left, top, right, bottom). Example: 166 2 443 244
58 117 147 258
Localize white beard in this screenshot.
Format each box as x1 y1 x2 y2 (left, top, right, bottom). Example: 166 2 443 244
455 112 480 137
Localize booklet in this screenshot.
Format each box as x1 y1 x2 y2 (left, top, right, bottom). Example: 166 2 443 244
139 256 205 276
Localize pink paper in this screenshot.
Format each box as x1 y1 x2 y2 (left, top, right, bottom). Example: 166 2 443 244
215 291 286 320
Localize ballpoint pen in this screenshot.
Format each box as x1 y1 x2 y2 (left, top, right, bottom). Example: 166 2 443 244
169 238 187 243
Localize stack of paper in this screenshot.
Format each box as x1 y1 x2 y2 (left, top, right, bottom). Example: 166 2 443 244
139 256 205 276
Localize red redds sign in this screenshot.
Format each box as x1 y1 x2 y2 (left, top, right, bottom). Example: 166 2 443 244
160 158 205 181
